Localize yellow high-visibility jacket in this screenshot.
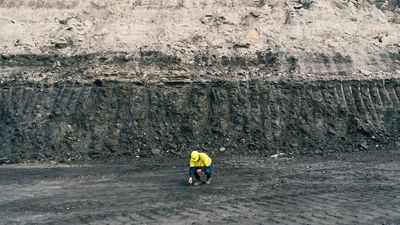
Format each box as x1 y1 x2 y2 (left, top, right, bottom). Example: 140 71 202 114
190 152 212 167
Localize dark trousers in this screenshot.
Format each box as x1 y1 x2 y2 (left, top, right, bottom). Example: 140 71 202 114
194 164 214 180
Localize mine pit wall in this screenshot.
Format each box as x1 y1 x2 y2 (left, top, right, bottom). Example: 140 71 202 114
0 79 400 163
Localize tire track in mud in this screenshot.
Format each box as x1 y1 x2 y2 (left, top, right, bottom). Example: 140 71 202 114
1 152 400 224
101 163 400 225
110 184 400 225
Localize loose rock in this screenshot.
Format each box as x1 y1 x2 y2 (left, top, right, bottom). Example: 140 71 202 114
151 148 161 156
271 153 286 158
294 3 303 9
250 10 261 18
359 142 369 150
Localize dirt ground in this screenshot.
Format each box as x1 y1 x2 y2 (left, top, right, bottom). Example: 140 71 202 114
1 150 400 225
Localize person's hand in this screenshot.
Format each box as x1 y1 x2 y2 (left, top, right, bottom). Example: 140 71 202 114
196 169 202 174
188 177 193 184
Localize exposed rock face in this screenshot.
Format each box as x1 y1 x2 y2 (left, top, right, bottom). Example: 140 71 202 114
0 0 399 83
0 0 399 162
1 79 400 163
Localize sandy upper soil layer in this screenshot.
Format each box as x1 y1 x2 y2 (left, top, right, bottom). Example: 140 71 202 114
0 0 399 83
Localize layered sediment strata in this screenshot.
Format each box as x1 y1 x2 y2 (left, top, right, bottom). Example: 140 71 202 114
0 0 399 162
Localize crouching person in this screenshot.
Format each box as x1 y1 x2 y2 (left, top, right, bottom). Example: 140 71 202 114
188 151 214 186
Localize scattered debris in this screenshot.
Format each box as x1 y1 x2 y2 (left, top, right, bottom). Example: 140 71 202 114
271 152 286 158
219 147 226 152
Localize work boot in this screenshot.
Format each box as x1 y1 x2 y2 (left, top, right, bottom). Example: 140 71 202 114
194 180 201 186
206 177 211 185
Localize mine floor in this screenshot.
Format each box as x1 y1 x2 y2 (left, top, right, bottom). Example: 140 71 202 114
1 150 400 225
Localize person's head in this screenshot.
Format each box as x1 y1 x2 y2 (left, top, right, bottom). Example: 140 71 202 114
191 151 199 161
